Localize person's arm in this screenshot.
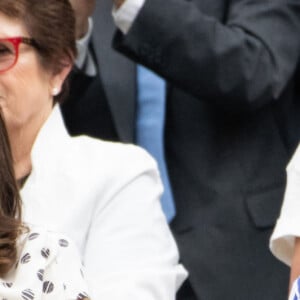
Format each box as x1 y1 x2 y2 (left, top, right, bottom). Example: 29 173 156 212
68 0 97 75
270 145 300 289
112 0 300 113
114 0 126 9
69 0 96 39
83 146 187 299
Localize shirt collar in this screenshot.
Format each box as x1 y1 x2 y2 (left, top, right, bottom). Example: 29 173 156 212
30 105 70 170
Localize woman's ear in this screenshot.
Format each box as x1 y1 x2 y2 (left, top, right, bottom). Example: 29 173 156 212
50 63 72 96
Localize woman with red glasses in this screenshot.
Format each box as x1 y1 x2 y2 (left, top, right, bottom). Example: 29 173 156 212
0 112 90 299
0 0 187 299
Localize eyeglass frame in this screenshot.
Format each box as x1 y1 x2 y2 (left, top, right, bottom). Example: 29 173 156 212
0 37 37 74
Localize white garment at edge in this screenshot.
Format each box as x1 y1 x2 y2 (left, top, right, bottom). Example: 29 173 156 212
20 106 187 300
0 226 89 300
270 143 300 265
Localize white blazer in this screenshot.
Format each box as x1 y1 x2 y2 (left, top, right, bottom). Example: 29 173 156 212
270 143 300 266
21 106 187 299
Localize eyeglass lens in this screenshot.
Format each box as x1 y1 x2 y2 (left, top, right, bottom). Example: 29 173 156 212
0 40 16 72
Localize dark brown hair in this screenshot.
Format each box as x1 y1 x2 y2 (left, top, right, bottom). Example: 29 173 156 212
0 111 23 277
0 0 77 276
0 0 77 103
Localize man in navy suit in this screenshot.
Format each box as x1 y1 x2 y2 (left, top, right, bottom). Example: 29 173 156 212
64 0 300 299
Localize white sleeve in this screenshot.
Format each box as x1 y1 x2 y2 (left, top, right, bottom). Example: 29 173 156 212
270 146 300 265
112 0 146 34
83 151 187 300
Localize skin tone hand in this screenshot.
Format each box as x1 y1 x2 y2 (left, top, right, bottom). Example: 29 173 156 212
69 0 96 39
114 0 126 9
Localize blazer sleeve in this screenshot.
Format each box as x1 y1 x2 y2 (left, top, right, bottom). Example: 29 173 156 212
113 0 300 112
82 147 187 300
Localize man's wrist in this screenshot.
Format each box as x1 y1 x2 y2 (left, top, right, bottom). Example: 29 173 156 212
115 0 126 9
76 19 89 39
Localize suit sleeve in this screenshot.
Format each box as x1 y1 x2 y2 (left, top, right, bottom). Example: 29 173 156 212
113 0 300 112
82 147 187 300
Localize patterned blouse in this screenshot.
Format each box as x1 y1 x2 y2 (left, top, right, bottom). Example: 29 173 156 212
0 227 90 300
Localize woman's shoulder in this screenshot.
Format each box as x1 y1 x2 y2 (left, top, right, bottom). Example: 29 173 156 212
70 135 149 157
67 136 159 175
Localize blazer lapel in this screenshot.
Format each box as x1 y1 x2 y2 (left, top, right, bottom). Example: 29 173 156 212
92 1 136 143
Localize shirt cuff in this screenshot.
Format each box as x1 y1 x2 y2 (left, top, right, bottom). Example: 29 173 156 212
75 18 97 76
112 0 146 34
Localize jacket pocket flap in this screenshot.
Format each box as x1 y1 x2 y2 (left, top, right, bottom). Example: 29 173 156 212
245 183 285 229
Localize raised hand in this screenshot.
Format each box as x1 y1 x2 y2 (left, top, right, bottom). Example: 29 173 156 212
69 0 96 39
114 0 126 9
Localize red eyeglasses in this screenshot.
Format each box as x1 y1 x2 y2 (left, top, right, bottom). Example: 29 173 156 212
0 37 36 73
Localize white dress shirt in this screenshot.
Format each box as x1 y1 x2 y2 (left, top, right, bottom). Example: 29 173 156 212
112 0 145 34
20 106 187 299
76 0 144 75
270 144 300 265
75 18 97 76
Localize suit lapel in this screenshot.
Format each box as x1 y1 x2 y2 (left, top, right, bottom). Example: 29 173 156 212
92 1 136 143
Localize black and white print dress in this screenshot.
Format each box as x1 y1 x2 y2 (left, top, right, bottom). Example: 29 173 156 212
0 227 90 300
